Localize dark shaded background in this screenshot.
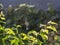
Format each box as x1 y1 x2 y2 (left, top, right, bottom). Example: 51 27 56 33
0 0 60 10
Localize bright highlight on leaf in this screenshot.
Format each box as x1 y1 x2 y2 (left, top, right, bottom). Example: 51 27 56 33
48 21 58 25
16 25 22 28
46 26 57 32
1 17 5 20
40 29 49 34
28 30 39 36
5 28 15 35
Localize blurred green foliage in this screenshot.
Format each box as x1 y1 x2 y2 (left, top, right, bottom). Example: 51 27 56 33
0 3 60 45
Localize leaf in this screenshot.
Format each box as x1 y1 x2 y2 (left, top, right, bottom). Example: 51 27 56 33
40 34 48 40
40 29 49 34
2 35 11 45
0 25 4 30
23 36 27 40
48 21 57 25
40 29 48 40
28 30 38 36
16 25 22 28
20 33 28 40
8 36 19 45
10 39 16 45
1 17 5 20
46 26 57 32
44 30 49 34
20 33 26 36
5 28 15 35
28 36 36 41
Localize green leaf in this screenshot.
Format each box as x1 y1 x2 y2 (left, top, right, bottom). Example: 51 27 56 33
40 29 49 34
16 25 22 28
1 17 5 20
20 33 28 40
5 28 15 35
40 33 48 40
48 21 57 25
46 26 57 32
28 30 38 36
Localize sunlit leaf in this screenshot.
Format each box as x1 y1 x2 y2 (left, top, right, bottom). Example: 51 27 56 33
20 33 28 40
0 21 6 24
48 21 57 25
5 28 15 35
20 33 26 36
40 29 49 34
23 36 28 40
46 26 57 32
40 33 48 40
28 30 39 36
16 25 22 28
1 17 5 20
28 36 36 41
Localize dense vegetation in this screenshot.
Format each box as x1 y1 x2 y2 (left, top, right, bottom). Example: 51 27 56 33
0 3 60 45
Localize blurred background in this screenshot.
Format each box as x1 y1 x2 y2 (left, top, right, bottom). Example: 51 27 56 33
0 0 60 10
